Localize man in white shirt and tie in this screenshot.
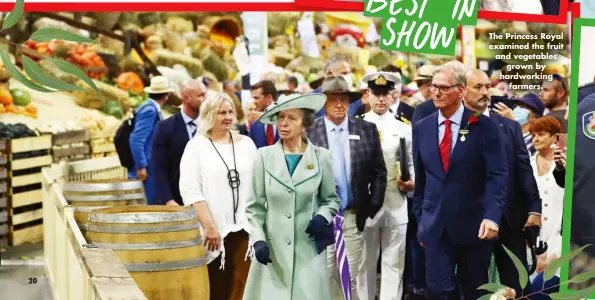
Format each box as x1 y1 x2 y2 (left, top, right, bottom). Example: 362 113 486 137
151 79 207 206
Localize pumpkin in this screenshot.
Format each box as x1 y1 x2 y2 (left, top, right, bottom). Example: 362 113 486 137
116 72 145 94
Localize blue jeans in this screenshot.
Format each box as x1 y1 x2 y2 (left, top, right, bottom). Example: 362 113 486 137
529 272 559 300
128 168 156 205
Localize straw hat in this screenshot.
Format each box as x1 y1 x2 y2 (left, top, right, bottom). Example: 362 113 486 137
144 76 174 94
259 93 327 125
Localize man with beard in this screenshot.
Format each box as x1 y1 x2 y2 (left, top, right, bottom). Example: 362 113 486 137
151 79 207 206
463 69 542 296
539 75 568 133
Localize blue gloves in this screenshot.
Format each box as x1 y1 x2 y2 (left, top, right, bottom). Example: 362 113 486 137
253 241 272 265
305 215 335 254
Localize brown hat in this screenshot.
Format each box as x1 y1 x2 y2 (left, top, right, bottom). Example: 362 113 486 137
321 76 361 103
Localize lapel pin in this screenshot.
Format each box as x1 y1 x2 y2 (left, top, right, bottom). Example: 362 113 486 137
460 135 466 142
307 163 315 170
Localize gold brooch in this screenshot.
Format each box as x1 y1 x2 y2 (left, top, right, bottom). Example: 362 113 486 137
375 75 387 86
307 163 315 169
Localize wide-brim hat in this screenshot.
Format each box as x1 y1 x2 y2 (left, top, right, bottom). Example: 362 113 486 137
321 76 361 103
259 93 327 125
511 93 545 116
144 75 174 94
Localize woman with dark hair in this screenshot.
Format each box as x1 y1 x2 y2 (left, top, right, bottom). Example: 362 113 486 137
242 93 340 299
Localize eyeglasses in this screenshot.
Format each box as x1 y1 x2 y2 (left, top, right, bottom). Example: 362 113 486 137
428 84 461 93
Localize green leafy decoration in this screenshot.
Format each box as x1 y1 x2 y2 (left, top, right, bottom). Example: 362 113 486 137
0 51 51 92
21 56 85 92
568 271 595 284
478 283 509 293
29 28 98 44
502 245 528 289
549 285 595 300
476 293 494 300
2 0 24 30
544 245 591 282
45 57 103 101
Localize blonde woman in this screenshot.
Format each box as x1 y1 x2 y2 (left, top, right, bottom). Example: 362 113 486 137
179 93 257 300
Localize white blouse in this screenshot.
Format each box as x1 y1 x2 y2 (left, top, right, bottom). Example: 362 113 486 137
530 154 564 276
179 134 257 267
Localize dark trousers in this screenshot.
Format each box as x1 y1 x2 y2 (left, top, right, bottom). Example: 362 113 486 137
540 0 559 15
424 234 493 300
404 212 426 294
493 221 530 297
529 273 560 299
207 230 251 300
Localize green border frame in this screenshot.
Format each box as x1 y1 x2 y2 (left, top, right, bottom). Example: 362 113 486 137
560 17 595 299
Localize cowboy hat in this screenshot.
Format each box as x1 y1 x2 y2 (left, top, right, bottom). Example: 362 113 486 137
144 76 174 94
259 93 327 125
321 76 361 103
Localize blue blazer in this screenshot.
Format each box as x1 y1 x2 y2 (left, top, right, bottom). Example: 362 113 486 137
412 106 508 245
249 120 279 149
150 113 190 205
491 113 541 231
128 100 160 175
411 99 437 129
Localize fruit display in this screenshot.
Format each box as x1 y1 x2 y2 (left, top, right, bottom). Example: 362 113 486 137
0 123 38 139
66 44 107 79
115 72 145 94
0 87 37 119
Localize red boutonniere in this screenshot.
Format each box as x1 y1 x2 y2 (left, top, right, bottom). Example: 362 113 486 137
459 111 481 142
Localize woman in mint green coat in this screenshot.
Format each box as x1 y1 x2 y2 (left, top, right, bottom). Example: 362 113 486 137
243 93 340 300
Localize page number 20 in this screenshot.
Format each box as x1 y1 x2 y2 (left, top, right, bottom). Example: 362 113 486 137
29 278 37 284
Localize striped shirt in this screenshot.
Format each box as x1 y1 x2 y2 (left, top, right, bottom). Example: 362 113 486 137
524 132 536 156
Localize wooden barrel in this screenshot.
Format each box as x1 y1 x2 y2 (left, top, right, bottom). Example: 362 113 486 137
85 205 210 300
62 179 146 234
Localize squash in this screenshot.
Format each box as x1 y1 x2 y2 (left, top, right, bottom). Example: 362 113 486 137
116 72 145 94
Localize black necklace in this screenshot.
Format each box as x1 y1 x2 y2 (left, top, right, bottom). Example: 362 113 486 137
209 132 240 224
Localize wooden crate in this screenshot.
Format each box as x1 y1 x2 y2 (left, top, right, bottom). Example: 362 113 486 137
6 134 52 246
52 130 90 146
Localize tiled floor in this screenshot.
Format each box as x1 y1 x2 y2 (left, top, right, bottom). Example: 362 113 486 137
0 243 53 300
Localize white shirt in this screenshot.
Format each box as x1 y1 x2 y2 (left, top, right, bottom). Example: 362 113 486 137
530 154 564 276
179 134 257 267
362 110 414 226
180 110 198 140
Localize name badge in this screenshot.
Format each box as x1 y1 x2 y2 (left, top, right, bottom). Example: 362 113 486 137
349 135 360 140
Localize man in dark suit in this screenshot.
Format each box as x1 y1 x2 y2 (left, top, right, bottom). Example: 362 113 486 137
412 64 508 300
411 61 467 129
151 79 207 206
244 80 280 148
464 69 542 296
307 75 387 299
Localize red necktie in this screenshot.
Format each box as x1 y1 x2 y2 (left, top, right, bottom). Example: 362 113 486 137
266 124 274 145
439 120 452 172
